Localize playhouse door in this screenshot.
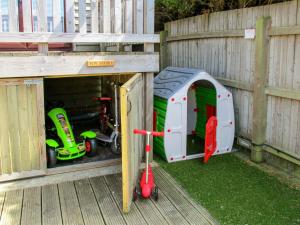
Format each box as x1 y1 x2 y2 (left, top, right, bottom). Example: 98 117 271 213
204 116 218 163
120 73 144 213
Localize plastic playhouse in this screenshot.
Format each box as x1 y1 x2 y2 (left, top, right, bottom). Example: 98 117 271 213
153 67 235 163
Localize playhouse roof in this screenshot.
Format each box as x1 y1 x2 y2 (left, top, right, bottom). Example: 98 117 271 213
154 67 205 99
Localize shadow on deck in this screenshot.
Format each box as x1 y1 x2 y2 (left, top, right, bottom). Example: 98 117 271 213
0 168 219 225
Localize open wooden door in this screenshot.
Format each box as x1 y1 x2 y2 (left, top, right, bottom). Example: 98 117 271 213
120 73 144 213
0 78 46 182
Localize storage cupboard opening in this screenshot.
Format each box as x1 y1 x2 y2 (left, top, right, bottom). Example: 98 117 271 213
186 80 216 156
44 74 133 168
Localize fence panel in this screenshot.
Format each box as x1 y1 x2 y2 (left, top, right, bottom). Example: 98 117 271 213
162 0 300 160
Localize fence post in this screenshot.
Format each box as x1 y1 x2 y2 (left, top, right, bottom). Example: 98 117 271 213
160 30 168 70
251 16 271 163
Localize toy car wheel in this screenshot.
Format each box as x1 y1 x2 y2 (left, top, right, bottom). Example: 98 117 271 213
152 186 159 201
47 147 57 168
85 138 97 157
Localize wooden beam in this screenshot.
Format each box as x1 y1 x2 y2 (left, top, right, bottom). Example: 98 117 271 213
0 170 45 183
263 145 300 166
269 26 300 36
0 53 159 78
166 29 244 42
266 86 300 101
47 158 121 175
0 163 122 191
251 17 271 163
216 77 253 92
0 32 160 43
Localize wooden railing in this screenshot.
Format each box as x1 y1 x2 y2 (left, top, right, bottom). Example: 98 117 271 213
0 0 159 50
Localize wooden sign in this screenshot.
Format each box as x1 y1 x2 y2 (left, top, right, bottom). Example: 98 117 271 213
87 60 115 67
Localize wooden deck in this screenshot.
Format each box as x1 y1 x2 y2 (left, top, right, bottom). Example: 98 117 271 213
0 168 218 225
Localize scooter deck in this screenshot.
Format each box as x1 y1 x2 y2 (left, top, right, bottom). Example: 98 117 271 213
91 129 112 143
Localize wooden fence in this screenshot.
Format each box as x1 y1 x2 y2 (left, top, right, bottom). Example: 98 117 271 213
160 0 300 166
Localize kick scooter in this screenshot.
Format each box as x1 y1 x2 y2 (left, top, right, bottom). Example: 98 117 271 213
133 129 164 201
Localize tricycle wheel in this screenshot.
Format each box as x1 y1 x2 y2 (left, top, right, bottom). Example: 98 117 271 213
85 138 97 157
133 187 138 202
152 186 158 201
47 147 57 168
111 136 121 155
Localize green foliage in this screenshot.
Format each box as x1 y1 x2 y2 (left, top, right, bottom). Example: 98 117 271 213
155 153 300 225
155 0 290 31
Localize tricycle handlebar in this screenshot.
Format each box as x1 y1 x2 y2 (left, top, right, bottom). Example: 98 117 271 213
92 97 112 101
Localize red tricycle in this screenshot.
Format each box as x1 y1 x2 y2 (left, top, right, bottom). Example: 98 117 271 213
133 129 164 201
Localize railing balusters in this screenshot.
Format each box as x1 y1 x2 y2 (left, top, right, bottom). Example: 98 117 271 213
103 0 111 33
91 0 99 33
53 0 63 32
8 0 18 32
135 0 143 34
22 0 32 32
79 0 87 33
125 0 132 34
115 0 122 33
0 0 2 32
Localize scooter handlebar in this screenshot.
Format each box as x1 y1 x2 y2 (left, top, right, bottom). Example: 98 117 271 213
152 131 164 137
133 129 164 137
133 129 147 135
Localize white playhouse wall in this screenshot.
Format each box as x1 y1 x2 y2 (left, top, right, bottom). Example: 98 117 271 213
163 71 235 162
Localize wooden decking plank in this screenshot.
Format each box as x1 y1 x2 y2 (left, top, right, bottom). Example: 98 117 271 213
90 176 126 225
151 188 190 225
74 179 105 225
42 184 62 225
105 173 168 225
157 168 220 225
0 192 5 218
0 190 23 225
154 168 217 225
134 193 169 225
21 187 41 225
104 174 148 225
58 181 84 225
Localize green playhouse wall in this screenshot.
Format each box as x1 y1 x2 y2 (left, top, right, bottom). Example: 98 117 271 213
153 96 167 160
195 87 216 138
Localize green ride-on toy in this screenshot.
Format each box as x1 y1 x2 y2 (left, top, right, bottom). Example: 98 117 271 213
46 108 97 168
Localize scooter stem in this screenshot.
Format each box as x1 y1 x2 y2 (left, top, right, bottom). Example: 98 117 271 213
145 132 151 184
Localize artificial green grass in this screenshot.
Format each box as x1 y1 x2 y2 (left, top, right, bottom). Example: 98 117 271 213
155 153 300 225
